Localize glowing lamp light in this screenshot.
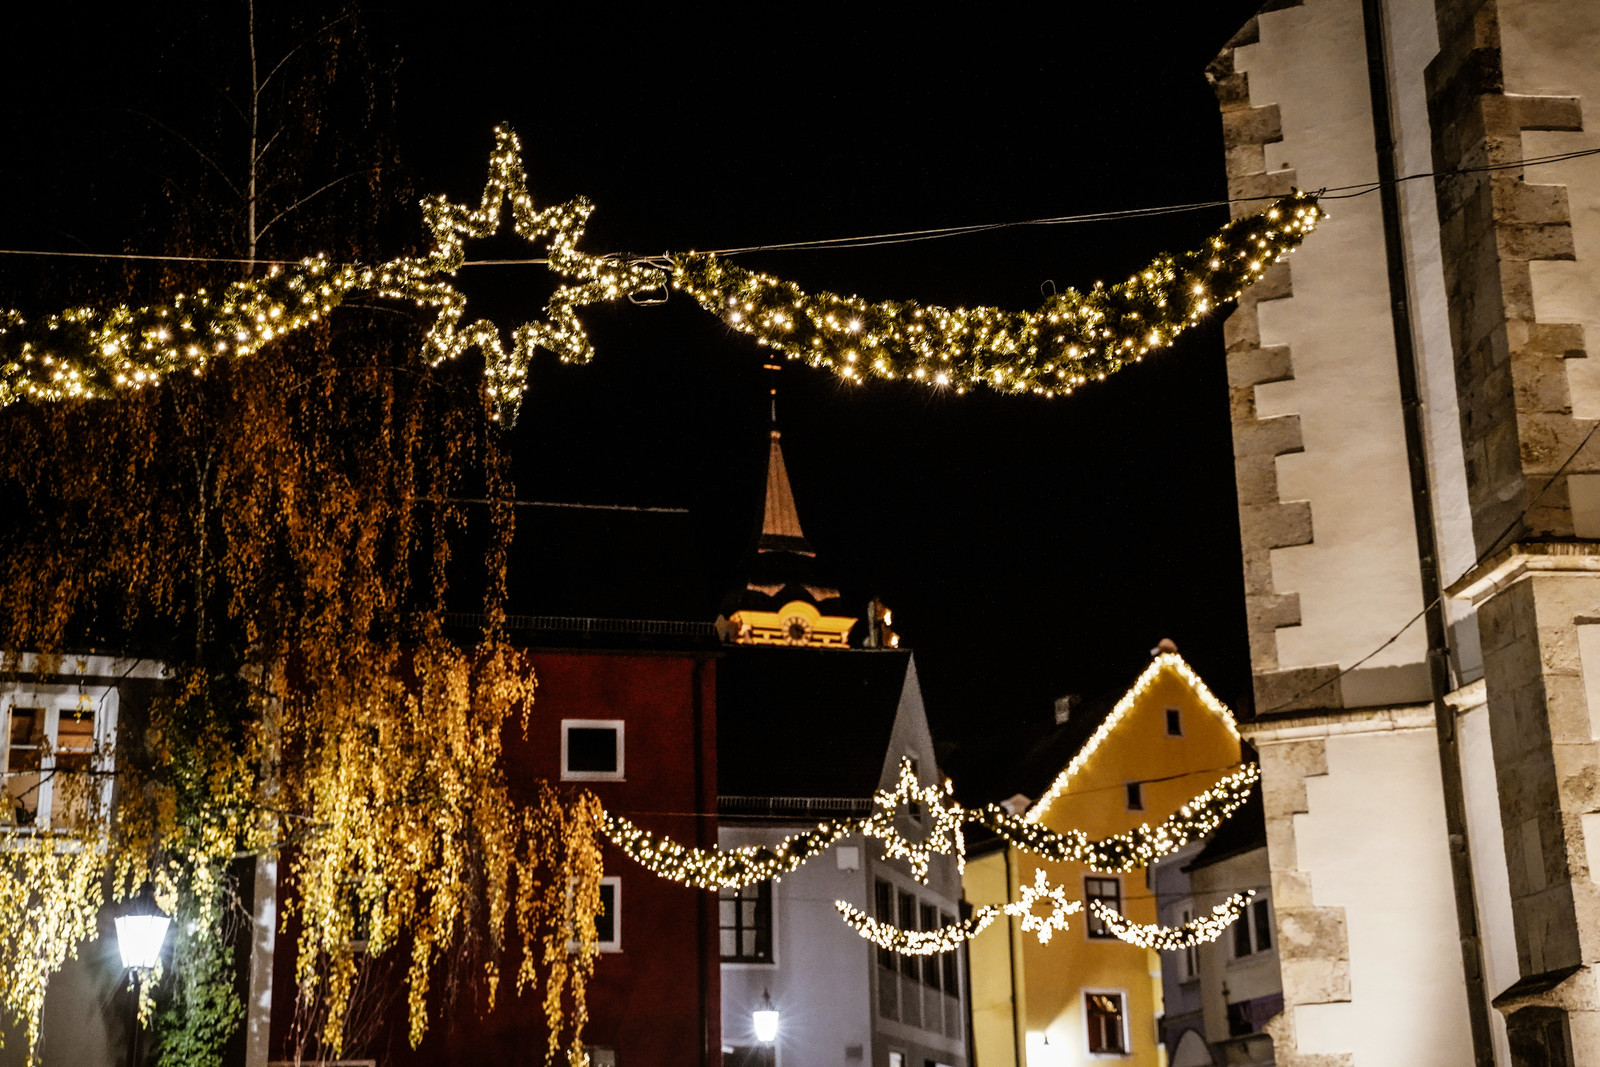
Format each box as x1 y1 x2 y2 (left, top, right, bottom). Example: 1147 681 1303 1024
753 989 779 1044
114 913 171 971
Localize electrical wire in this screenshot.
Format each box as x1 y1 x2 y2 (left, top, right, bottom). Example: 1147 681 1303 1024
0 147 1592 271
1261 415 1600 716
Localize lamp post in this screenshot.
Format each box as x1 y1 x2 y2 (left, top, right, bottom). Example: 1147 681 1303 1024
114 894 171 1067
752 988 779 1067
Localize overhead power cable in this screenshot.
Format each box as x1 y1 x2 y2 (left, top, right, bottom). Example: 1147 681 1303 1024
0 147 1592 270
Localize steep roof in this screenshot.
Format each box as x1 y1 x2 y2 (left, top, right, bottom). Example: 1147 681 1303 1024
719 430 845 617
716 646 911 799
1025 652 1240 824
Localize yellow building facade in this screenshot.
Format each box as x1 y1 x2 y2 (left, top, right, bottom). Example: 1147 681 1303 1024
966 652 1243 1067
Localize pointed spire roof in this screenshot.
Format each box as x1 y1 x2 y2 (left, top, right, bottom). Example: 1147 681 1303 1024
759 429 815 556
717 397 851 637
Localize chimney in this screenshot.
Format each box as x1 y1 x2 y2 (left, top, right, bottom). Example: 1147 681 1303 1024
1054 694 1079 725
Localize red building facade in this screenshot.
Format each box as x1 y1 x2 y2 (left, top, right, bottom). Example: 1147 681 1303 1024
267 645 721 1067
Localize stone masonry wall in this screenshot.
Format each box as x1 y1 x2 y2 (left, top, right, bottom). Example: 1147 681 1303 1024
1426 0 1588 551
1207 4 1347 717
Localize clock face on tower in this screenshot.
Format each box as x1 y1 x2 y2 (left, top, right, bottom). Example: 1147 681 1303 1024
783 614 813 645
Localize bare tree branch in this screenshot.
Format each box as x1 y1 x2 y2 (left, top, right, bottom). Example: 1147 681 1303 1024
123 110 244 201
258 12 355 97
256 170 374 241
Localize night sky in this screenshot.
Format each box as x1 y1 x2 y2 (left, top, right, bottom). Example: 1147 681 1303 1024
2 2 1271 788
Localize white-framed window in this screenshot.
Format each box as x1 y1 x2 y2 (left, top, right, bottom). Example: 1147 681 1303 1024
1085 876 1121 940
905 755 923 821
2 684 117 831
561 719 624 781
1232 896 1272 958
595 876 621 952
1084 989 1129 1055
720 879 773 963
1178 906 1198 979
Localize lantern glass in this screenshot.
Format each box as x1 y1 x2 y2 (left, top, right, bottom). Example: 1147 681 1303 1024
114 914 171 971
753 988 779 1044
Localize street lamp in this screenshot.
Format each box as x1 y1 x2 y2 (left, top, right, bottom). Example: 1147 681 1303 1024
114 893 170 1067
752 988 779 1065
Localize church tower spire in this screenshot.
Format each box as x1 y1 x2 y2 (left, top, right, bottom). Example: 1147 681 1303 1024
718 373 858 648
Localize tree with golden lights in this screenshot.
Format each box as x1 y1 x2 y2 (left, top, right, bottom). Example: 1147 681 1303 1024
0 6 603 1066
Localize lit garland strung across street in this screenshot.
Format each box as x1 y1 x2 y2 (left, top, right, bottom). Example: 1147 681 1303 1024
1 130 1322 421
833 868 1084 955
671 193 1322 396
835 902 1006 956
604 764 1258 889
0 127 665 424
1090 892 1255 949
973 763 1261 872
599 812 861 890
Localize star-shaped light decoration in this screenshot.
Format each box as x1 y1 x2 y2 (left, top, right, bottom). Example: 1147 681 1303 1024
1005 868 1081 945
376 126 665 423
861 757 965 884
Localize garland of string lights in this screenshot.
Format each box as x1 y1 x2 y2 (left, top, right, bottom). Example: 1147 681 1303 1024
834 868 1089 955
1090 892 1256 950
835 901 1008 956
970 763 1260 872
0 127 666 424
0 126 1322 422
599 812 860 891
603 762 1259 891
670 193 1322 396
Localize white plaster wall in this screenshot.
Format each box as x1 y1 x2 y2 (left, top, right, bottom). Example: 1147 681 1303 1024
1289 727 1476 1065
1238 0 1430 673
1499 1 1600 420
720 825 875 1065
1380 0 1485 683
1459 699 1516 1066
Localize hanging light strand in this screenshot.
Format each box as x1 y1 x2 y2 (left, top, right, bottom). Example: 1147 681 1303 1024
670 193 1322 396
1090 892 1255 949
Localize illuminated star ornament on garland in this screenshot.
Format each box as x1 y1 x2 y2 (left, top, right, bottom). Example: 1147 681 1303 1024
384 125 667 419
0 125 1322 419
833 868 1085 955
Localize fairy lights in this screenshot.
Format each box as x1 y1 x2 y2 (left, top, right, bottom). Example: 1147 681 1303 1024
671 194 1322 397
1 143 1320 422
835 901 1005 955
1011 867 1082 945
605 764 1255 889
600 811 860 890
0 128 665 424
861 758 966 883
1090 892 1255 949
833 868 1083 955
379 126 666 422
975 764 1261 872
1026 652 1241 824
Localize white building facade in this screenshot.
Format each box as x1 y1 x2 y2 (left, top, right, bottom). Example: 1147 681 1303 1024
1212 1 1600 1063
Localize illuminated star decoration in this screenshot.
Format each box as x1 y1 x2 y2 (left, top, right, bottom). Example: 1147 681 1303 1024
833 870 1084 955
861 758 966 884
1089 891 1255 949
1011 868 1082 945
387 125 667 422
